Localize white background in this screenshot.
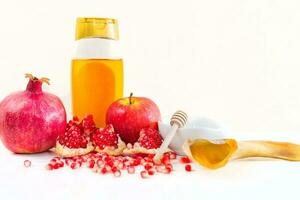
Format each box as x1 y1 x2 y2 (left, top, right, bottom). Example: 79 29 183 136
0 0 300 200
1 0 300 133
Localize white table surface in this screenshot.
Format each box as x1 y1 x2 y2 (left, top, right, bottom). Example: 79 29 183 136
0 131 299 200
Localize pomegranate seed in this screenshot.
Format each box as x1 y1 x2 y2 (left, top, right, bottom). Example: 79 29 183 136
144 156 154 163
127 167 135 174
88 160 95 168
105 165 112 172
53 156 61 160
101 167 107 174
148 170 155 176
180 156 191 164
185 164 192 172
165 164 173 171
111 166 118 173
147 154 155 159
24 160 31 168
124 161 130 167
58 161 64 167
118 162 125 169
53 163 61 169
107 159 115 167
70 162 78 169
162 167 172 174
46 164 53 170
169 152 177 160
113 170 121 177
140 159 146 165
104 156 111 163
97 159 104 167
65 159 72 166
77 161 83 167
155 165 165 173
144 163 153 171
131 159 140 166
161 155 170 165
140 170 148 179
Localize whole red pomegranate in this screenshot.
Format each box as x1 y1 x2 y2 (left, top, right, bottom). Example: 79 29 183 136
0 74 67 153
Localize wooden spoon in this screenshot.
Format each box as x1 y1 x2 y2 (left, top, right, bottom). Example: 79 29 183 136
183 139 300 169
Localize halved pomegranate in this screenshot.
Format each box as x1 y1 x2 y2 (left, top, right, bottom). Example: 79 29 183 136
123 128 163 156
91 124 125 156
54 116 94 157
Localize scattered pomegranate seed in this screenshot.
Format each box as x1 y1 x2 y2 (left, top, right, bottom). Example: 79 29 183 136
46 148 192 178
169 152 177 160
140 170 148 179
53 163 61 169
165 164 173 171
162 167 172 174
180 156 191 164
101 167 107 174
58 161 64 167
24 160 31 168
148 170 155 176
185 164 192 172
96 159 104 168
46 164 53 170
65 159 72 166
104 165 111 173
118 162 125 169
70 162 78 170
161 156 170 165
144 163 153 171
88 160 95 168
127 166 135 174
113 170 121 177
111 166 118 173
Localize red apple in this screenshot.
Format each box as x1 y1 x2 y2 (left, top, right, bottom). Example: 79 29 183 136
106 93 161 144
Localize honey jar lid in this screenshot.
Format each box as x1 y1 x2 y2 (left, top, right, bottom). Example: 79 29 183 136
75 17 119 40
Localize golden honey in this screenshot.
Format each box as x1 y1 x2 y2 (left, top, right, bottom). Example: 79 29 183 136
184 139 238 169
71 59 123 127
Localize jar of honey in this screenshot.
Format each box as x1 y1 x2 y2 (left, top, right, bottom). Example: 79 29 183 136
71 17 123 127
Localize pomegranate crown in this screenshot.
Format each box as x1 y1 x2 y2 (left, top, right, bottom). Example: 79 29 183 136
25 73 50 85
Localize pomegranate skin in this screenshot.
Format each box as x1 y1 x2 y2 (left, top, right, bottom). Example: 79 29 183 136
0 76 67 153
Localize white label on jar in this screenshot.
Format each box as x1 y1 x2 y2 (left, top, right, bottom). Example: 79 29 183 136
74 38 122 59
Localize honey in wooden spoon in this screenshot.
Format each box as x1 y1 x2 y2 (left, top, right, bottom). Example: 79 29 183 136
183 139 300 169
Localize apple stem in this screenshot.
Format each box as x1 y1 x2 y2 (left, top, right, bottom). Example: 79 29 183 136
129 93 133 104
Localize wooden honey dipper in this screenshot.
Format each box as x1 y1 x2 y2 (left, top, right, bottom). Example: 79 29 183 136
154 110 188 163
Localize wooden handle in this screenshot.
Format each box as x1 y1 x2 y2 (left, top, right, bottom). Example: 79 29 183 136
232 140 300 161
